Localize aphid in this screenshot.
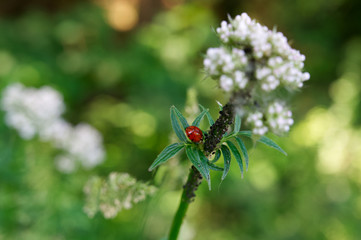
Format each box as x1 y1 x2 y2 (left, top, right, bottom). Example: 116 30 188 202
185 126 203 143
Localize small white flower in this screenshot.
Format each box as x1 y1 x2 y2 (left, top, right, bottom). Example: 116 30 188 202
220 75 234 92
266 102 294 134
246 111 268 135
234 71 248 89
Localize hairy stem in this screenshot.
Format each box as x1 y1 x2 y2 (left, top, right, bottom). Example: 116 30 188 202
168 102 235 239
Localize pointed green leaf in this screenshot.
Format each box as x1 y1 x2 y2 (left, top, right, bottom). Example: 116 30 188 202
170 106 188 142
258 136 287 156
197 149 212 190
233 114 241 134
148 143 185 171
210 149 221 163
207 161 224 171
220 145 231 180
192 108 207 127
172 106 189 129
238 130 252 137
199 104 215 125
226 140 244 178
235 137 249 171
186 146 211 190
238 131 287 155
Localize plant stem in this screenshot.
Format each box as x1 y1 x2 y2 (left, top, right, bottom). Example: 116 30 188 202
168 102 235 239
168 166 202 240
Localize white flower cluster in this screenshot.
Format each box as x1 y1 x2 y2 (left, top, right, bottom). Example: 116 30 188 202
266 102 294 134
204 13 310 135
204 13 310 93
246 112 268 135
1 83 105 172
83 172 157 219
204 47 249 91
246 102 294 135
1 83 65 139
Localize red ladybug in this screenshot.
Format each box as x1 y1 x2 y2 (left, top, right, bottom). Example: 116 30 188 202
185 126 203 143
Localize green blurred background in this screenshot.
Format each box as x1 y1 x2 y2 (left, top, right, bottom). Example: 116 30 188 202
1 0 361 239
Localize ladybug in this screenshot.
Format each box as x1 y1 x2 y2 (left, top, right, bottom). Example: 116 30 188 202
185 126 203 143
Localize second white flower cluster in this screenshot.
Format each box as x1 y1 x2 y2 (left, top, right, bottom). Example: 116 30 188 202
1 83 105 173
246 101 294 135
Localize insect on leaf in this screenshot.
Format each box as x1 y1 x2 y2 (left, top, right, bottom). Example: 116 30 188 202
148 143 185 171
210 149 221 163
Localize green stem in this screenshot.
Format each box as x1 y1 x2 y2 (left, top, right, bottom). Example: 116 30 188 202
168 166 202 240
168 95 237 239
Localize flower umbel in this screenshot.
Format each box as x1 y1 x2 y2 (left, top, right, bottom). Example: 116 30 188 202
204 13 310 135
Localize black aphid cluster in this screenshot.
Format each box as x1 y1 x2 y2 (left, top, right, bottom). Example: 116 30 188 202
203 103 234 155
182 166 203 203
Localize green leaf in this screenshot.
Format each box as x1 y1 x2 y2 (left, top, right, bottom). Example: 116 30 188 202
235 137 249 171
220 145 231 180
197 149 212 190
199 104 215 125
148 143 185 171
172 106 189 129
186 146 211 190
170 106 188 142
210 149 221 163
238 131 287 155
207 161 224 171
192 108 207 127
226 140 244 178
237 130 252 137
233 114 241 134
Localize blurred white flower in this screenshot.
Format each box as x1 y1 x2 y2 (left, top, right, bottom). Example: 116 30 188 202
67 124 105 169
1 83 65 139
55 154 77 174
84 172 157 219
1 83 105 172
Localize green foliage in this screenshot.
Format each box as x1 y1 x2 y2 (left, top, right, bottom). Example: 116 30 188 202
170 106 189 143
149 106 287 185
238 131 287 155
220 145 231 180
148 143 185 171
235 137 249 170
185 145 211 189
199 104 215 125
226 140 244 178
233 113 241 134
191 108 207 127
210 149 221 163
